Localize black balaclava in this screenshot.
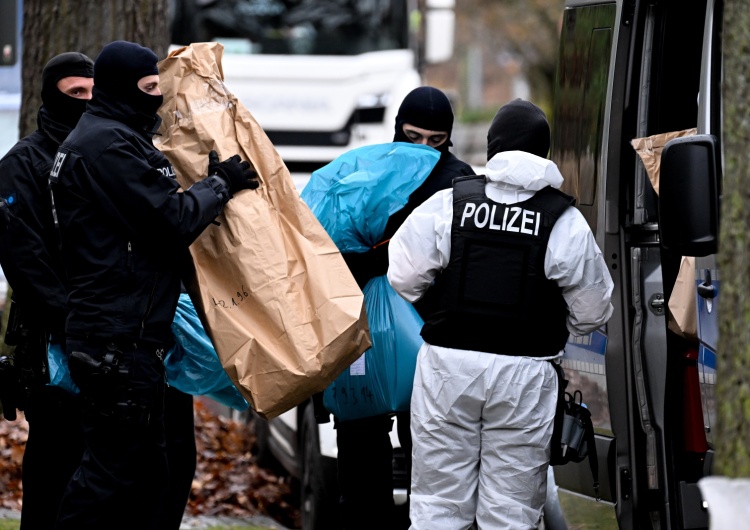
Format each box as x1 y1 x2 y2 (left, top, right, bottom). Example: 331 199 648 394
487 98 550 161
94 40 163 117
41 52 94 128
393 86 454 154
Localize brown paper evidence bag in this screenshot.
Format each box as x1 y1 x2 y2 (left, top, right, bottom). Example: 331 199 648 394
154 42 371 419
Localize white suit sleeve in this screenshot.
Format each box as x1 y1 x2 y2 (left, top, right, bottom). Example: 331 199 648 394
545 207 614 335
387 189 453 302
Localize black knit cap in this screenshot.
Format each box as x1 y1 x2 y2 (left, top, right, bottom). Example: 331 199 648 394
41 52 94 127
42 52 94 97
393 86 454 152
487 98 550 160
94 40 162 115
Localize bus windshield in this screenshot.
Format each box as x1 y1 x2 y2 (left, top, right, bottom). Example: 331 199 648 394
173 0 409 56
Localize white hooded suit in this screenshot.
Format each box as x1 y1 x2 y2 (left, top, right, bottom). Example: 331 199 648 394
388 150 614 529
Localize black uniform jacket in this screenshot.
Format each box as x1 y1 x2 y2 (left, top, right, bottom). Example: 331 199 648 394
52 94 230 345
0 108 72 336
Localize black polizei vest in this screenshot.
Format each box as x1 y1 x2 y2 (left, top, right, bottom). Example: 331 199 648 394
419 174 575 356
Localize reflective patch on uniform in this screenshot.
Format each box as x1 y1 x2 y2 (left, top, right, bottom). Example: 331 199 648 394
50 152 66 179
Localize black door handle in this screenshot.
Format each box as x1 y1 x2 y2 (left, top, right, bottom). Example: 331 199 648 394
698 269 716 299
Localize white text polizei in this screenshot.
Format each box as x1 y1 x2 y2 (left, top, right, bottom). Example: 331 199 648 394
459 202 541 236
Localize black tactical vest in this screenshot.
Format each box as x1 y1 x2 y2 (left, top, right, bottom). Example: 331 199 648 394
419 175 575 356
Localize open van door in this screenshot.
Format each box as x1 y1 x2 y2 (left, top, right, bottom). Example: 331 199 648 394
549 0 722 528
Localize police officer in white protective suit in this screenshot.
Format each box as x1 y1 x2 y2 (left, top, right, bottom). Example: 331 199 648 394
387 98 614 530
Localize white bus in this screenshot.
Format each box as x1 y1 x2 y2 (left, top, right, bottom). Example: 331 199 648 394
170 0 455 191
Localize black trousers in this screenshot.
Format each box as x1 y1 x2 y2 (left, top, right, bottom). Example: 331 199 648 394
163 386 197 529
21 347 196 530
54 340 169 530
20 385 85 530
335 411 412 530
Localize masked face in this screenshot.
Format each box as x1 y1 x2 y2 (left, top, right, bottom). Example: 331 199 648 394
93 41 163 117
40 52 95 128
393 86 455 154
137 75 161 96
400 124 449 149
42 77 93 128
56 76 94 100
133 74 164 115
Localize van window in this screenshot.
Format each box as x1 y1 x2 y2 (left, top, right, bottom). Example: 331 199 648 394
551 4 616 232
632 0 707 224
647 0 706 135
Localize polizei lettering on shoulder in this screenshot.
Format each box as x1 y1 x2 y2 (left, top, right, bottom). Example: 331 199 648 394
157 165 177 179
460 201 541 236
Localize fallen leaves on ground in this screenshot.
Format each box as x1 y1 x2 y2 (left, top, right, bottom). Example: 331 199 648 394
190 399 301 529
0 415 25 511
0 400 301 529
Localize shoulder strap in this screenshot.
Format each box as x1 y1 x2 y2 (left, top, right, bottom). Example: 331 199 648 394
530 186 576 217
583 409 600 500
452 174 486 203
549 361 567 466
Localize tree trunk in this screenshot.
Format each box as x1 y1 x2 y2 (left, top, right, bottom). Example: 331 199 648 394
1 0 169 352
19 0 170 137
715 0 750 477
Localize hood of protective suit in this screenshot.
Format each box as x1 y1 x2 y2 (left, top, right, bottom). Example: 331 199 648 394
483 150 564 204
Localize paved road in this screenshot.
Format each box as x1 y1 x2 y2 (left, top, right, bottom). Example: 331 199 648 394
0 509 291 530
180 513 291 529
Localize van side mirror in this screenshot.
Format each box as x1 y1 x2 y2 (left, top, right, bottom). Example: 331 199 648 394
658 134 720 257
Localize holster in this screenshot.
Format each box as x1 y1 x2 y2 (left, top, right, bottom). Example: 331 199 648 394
0 356 20 420
69 343 154 425
0 301 50 418
68 346 123 400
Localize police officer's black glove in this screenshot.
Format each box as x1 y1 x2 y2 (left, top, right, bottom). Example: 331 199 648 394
208 150 259 196
207 149 221 176
341 240 390 290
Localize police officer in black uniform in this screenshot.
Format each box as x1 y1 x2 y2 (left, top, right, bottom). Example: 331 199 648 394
49 41 258 530
0 52 94 530
335 86 475 530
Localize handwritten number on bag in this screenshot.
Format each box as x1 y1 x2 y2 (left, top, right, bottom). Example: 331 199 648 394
332 386 375 407
360 387 374 404
212 285 250 309
212 297 227 308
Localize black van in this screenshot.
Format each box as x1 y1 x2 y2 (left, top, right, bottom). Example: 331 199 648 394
547 0 722 528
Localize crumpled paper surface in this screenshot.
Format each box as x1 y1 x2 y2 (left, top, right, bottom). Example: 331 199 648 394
631 128 697 195
154 42 370 419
